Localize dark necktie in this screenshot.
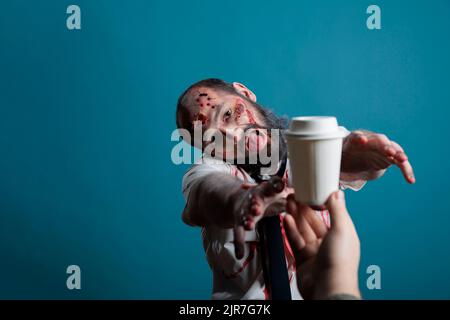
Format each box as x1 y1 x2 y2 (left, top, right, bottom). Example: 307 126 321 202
253 156 292 300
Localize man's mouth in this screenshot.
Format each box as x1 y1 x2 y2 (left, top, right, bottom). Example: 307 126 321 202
202 127 269 159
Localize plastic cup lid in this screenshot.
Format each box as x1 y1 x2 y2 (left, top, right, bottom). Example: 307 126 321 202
284 116 347 140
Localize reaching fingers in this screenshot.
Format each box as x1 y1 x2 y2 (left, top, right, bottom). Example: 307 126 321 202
393 151 408 162
390 140 404 153
365 135 411 169
388 141 415 183
238 187 265 231
352 132 396 160
346 131 416 185
246 177 287 219
394 157 416 184
234 177 290 259
348 131 368 145
364 134 393 154
351 132 400 158
358 134 416 183
389 141 408 162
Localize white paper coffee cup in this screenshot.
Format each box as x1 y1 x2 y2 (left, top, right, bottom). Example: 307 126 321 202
284 116 347 206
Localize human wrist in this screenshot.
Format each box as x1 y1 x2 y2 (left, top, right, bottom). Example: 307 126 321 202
313 268 361 300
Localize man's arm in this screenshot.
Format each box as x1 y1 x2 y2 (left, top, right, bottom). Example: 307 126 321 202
182 172 243 228
182 168 286 258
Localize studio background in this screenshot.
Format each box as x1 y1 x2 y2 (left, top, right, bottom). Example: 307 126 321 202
1 0 449 299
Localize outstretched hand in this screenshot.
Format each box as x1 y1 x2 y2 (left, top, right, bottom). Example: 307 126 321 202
341 130 415 184
232 176 293 259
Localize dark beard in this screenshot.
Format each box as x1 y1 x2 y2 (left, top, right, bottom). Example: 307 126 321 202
235 106 289 178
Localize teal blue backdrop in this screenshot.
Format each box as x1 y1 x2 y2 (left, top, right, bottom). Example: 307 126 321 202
1 0 449 299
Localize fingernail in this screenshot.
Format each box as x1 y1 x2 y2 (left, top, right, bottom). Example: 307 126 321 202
336 190 344 201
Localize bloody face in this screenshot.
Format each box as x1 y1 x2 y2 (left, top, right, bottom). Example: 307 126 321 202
180 87 271 160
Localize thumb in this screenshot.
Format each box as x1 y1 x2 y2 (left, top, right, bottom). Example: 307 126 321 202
325 190 349 230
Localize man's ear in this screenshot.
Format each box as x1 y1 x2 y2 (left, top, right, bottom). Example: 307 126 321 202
232 82 257 102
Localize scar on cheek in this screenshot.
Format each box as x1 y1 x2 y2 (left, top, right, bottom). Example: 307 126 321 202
245 109 256 124
235 104 244 121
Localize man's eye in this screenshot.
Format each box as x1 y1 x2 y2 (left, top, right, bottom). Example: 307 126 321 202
224 109 232 120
